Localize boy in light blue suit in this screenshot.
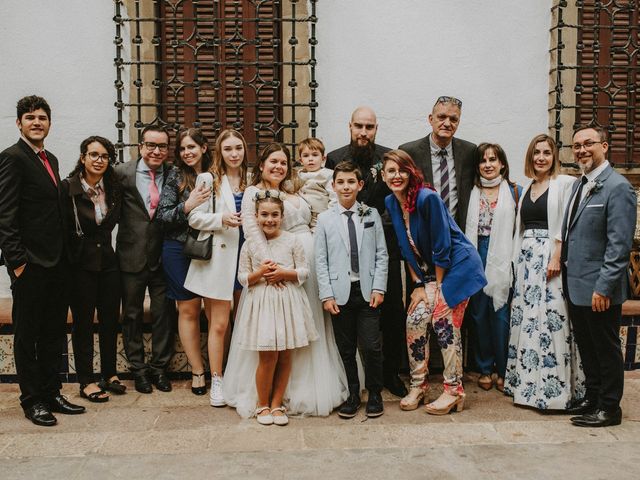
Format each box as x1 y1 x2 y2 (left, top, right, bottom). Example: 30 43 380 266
315 161 389 419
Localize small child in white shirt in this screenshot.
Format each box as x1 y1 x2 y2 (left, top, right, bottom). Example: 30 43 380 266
296 138 337 230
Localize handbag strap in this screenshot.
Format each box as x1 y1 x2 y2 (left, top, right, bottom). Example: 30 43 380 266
71 195 84 237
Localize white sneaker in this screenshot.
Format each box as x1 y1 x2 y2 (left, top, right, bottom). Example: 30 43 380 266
210 373 226 407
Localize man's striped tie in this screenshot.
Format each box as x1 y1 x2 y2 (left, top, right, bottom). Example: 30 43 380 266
438 149 449 207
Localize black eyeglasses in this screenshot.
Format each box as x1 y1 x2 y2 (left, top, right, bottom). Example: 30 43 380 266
572 140 603 152
434 96 462 108
85 152 111 162
142 142 169 152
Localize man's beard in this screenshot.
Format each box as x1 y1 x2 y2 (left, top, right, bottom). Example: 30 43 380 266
349 140 376 169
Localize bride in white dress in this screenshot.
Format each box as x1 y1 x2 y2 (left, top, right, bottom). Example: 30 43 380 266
223 143 348 417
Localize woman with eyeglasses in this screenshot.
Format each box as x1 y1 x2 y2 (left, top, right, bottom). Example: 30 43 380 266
156 128 212 396
61 136 124 402
504 134 585 410
382 149 486 415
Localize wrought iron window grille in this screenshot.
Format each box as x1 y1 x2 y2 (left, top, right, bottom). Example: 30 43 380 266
550 1 639 169
114 0 318 163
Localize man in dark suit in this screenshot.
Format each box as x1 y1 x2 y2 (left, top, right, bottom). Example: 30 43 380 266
326 106 407 398
562 126 636 427
0 95 85 426
399 96 477 228
115 125 174 394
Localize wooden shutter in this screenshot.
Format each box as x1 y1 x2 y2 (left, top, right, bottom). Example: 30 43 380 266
575 1 639 166
159 0 282 159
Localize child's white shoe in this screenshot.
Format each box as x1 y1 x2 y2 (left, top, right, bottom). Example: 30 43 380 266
271 406 289 426
255 406 273 426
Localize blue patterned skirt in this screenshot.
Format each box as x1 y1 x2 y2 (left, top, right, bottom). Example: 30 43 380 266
504 229 585 410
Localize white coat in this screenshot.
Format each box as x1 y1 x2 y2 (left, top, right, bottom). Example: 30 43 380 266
184 173 240 300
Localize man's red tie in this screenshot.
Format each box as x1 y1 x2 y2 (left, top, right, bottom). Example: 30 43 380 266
37 150 57 186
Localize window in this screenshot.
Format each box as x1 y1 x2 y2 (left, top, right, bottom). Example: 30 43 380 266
550 0 639 167
114 0 318 162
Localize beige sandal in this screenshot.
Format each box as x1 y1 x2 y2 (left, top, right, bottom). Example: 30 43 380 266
400 388 425 411
424 392 465 415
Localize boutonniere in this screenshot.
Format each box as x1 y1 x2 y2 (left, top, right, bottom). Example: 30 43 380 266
585 179 603 197
369 161 383 183
357 203 372 221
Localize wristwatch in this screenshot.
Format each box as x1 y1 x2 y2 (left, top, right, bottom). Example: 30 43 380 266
413 279 424 288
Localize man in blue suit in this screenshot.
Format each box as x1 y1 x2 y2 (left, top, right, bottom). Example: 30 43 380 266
562 126 636 427
315 161 389 419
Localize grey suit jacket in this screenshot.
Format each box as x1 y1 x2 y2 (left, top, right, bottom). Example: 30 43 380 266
562 164 636 306
114 159 166 274
398 135 477 228
315 203 388 306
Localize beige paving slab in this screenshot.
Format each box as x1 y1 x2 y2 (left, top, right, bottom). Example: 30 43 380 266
211 423 306 452
99 428 211 456
2 431 106 458
302 423 389 450
384 422 503 448
606 420 640 441
494 420 616 444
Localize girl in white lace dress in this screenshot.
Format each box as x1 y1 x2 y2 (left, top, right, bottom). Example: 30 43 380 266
235 191 318 425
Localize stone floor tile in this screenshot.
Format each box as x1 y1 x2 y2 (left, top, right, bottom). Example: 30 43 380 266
2 432 105 458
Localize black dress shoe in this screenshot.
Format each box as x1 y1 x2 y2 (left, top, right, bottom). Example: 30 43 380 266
365 391 384 418
24 402 57 427
134 375 153 394
152 373 172 392
565 397 597 415
384 375 408 398
47 395 86 415
571 407 622 428
338 393 361 419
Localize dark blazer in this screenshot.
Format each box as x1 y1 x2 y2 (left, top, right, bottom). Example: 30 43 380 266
398 135 477 229
562 165 636 306
386 188 486 308
326 143 392 215
114 159 167 274
61 172 122 272
0 138 64 271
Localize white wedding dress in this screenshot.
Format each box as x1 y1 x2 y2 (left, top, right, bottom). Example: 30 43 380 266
223 185 349 417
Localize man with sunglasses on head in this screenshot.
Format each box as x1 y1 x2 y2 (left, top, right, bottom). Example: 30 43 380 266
115 126 175 394
0 95 85 426
399 96 477 229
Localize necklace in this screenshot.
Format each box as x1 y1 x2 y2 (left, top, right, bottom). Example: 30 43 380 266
530 178 549 201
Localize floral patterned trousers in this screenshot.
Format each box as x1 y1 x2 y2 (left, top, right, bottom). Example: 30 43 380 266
406 282 468 395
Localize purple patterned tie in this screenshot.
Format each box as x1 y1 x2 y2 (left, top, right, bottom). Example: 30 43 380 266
438 149 449 207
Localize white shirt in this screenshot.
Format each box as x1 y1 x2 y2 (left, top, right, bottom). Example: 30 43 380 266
338 202 362 283
579 160 609 203
429 134 458 217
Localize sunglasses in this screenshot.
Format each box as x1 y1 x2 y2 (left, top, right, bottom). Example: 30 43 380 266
434 96 462 108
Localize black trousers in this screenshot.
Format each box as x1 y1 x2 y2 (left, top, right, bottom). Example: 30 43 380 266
567 299 624 410
331 281 384 394
70 267 121 385
11 262 68 408
120 266 175 376
380 258 406 377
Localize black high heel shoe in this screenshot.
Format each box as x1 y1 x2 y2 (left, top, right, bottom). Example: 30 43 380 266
80 383 109 403
191 372 207 395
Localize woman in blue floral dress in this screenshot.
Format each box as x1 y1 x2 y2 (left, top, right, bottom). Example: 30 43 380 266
504 134 585 410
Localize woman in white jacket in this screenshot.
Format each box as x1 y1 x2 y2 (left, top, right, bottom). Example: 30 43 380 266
184 129 249 406
504 134 585 410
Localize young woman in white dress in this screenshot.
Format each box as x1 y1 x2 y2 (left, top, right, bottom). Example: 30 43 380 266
236 191 319 425
224 143 349 417
184 129 249 407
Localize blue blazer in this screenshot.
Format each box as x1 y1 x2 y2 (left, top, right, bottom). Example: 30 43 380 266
385 188 487 307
